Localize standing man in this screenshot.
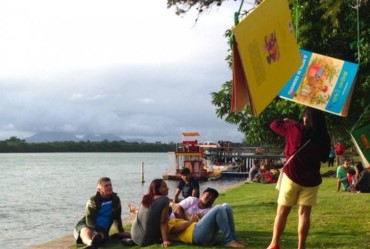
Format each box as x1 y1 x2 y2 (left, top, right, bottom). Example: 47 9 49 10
328 145 335 167
336 159 355 191
335 142 345 166
173 168 199 203
171 187 219 220
74 177 129 249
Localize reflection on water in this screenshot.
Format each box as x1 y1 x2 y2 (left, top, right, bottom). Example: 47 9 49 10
0 153 242 249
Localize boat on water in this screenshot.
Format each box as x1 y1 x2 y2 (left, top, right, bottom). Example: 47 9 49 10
162 132 285 181
207 162 241 172
200 142 242 172
162 132 223 181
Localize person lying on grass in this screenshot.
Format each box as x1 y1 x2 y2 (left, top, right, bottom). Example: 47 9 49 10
168 203 246 248
128 187 219 220
170 187 219 220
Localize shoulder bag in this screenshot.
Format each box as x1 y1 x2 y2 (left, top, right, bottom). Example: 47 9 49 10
276 139 311 191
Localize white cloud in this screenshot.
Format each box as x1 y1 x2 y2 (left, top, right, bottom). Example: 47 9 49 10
1 123 16 130
61 124 78 133
139 98 155 104
0 0 253 143
69 93 84 100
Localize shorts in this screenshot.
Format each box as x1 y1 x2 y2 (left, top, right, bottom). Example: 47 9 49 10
278 173 319 206
73 218 102 244
73 228 83 244
74 218 89 244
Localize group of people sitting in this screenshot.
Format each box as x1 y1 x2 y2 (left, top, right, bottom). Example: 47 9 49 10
248 159 280 184
336 159 370 193
73 174 246 249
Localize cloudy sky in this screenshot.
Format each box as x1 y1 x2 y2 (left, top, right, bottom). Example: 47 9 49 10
0 0 254 143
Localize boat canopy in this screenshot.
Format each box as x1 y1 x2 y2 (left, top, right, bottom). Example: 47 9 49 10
199 144 219 149
182 132 200 137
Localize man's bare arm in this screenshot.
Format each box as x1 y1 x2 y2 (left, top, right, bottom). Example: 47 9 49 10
172 204 186 219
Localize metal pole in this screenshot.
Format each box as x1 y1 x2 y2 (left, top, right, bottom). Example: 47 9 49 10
141 161 145 183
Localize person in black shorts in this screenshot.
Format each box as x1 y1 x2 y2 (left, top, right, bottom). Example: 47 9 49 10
73 177 130 249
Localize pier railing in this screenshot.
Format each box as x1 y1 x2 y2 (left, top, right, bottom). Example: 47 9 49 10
174 144 285 172
204 147 285 172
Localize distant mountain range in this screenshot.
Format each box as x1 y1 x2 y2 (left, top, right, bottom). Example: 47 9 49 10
24 131 146 143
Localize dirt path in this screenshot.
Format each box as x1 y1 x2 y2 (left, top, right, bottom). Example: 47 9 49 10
28 216 136 249
28 235 75 249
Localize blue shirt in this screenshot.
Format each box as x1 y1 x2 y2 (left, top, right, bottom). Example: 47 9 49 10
329 150 335 158
96 199 113 231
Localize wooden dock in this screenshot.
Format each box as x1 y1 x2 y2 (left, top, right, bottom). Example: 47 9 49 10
204 146 285 179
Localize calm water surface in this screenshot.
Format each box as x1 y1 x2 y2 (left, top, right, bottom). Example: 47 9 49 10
0 153 242 249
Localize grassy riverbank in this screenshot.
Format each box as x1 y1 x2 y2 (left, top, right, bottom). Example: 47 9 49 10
34 166 370 249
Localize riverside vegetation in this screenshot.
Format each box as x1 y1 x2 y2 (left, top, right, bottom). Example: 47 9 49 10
0 137 177 153
0 137 248 153
64 165 369 249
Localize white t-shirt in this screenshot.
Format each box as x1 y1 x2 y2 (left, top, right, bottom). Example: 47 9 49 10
170 197 210 220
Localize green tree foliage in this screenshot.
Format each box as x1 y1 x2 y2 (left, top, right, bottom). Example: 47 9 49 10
294 0 370 142
167 0 224 16
167 0 370 147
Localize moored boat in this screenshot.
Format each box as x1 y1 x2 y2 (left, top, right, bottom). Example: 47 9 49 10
162 133 285 181
162 132 222 181
207 162 241 172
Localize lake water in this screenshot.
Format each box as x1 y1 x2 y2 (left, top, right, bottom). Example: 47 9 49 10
0 153 243 249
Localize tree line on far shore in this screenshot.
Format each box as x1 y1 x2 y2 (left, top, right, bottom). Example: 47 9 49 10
0 136 177 153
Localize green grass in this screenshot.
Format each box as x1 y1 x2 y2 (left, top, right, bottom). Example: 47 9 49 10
72 165 370 249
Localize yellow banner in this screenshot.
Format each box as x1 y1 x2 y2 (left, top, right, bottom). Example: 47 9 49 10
232 0 301 115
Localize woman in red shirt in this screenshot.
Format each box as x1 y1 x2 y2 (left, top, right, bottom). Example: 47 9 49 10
266 107 331 249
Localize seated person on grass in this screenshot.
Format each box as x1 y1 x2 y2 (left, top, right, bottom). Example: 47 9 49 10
248 159 261 182
173 167 200 203
73 177 130 249
257 162 276 184
351 161 370 193
130 179 171 247
168 203 246 248
336 159 355 191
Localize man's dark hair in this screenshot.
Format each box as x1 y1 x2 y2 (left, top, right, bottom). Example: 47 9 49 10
203 187 219 198
181 167 191 175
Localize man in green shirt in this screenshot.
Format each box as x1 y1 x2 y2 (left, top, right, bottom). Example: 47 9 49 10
74 177 129 249
336 159 355 191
